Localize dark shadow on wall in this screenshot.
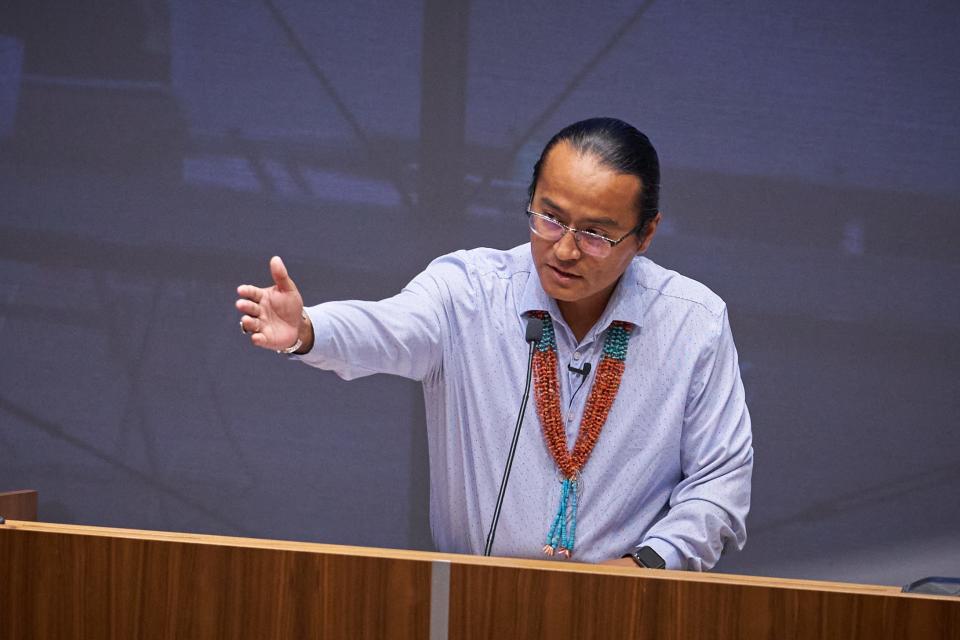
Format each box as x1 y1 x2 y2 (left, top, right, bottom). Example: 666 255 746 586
1 0 171 81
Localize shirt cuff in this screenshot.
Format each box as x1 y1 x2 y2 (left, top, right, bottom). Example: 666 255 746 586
288 306 327 363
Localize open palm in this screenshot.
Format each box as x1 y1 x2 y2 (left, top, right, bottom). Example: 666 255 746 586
236 256 304 351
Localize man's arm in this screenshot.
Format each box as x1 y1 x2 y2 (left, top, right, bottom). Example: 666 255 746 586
632 307 754 571
294 285 445 381
237 253 473 382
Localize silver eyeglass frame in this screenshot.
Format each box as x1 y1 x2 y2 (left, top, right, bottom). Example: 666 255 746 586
525 208 643 258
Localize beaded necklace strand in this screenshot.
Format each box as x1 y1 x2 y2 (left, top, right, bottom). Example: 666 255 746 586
530 311 632 558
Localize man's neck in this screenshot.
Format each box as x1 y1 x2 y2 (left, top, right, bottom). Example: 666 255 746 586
556 282 619 343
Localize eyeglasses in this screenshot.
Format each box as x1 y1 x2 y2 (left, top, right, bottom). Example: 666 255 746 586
526 208 642 258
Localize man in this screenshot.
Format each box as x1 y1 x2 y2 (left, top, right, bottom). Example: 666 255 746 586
236 118 753 570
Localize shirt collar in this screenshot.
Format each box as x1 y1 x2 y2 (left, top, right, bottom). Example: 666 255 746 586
596 257 646 330
518 252 647 334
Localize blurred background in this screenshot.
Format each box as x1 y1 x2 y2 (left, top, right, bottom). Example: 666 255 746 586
1 0 958 585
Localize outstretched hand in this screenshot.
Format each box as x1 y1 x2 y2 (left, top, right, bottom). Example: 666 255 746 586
236 256 309 352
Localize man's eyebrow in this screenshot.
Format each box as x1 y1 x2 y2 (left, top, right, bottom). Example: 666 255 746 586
540 197 620 227
540 196 567 213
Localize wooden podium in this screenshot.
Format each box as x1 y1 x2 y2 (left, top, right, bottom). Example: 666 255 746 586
0 520 956 639
0 490 37 521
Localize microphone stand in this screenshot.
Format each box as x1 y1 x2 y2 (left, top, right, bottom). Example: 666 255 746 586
484 317 542 556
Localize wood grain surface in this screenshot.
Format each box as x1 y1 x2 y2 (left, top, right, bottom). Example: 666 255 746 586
0 522 430 640
1 521 957 640
448 563 959 639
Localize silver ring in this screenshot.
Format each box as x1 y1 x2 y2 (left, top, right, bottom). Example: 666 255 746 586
240 320 250 335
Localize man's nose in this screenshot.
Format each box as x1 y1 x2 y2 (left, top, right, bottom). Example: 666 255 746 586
554 230 581 261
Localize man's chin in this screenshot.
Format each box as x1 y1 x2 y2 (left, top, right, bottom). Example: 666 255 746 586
539 277 583 303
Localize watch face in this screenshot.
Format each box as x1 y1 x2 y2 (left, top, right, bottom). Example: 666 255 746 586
634 547 665 569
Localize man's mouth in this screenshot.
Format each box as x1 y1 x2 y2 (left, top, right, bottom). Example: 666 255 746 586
548 264 581 279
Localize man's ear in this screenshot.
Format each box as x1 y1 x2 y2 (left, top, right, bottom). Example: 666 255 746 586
637 212 661 254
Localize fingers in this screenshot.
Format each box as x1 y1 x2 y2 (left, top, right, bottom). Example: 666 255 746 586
236 284 264 303
270 256 298 293
235 298 260 317
239 315 262 334
236 257 296 301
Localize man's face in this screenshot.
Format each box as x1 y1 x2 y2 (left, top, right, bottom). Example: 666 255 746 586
530 142 657 314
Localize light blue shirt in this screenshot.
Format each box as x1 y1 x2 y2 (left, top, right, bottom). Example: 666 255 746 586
297 243 753 570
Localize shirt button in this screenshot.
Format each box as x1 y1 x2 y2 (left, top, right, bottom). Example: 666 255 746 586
573 351 582 360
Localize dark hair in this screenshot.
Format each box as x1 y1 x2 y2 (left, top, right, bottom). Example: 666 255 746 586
528 117 660 235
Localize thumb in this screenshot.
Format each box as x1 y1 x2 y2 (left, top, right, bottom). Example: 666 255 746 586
269 256 298 293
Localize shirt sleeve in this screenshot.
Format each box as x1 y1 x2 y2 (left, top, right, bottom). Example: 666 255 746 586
293 252 475 382
640 306 754 570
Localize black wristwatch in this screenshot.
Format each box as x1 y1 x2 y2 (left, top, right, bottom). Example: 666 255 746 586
623 545 666 569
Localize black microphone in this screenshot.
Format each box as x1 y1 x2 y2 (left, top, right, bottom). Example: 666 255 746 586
567 361 591 377
484 316 543 556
